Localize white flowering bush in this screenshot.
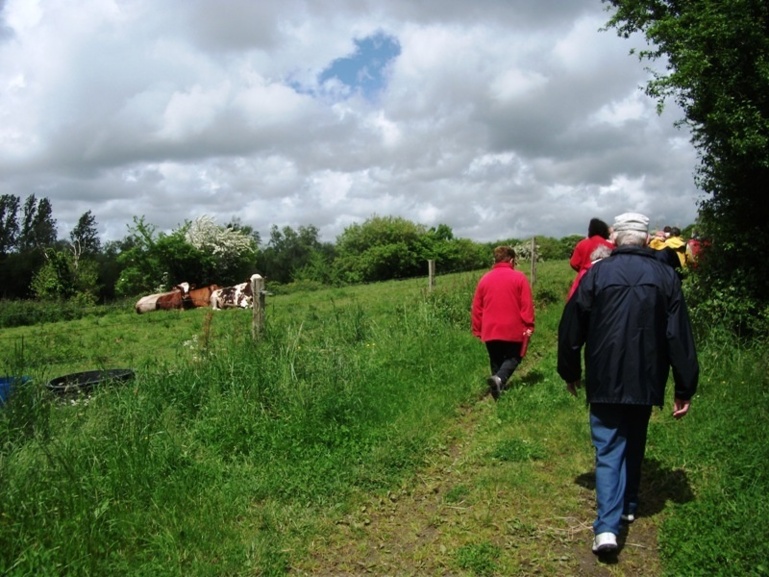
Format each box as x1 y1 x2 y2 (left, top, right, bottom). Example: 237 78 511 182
513 241 541 263
185 216 256 256
184 216 258 284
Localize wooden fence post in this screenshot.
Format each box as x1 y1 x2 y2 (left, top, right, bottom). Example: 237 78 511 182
251 274 265 340
530 237 537 285
428 259 436 292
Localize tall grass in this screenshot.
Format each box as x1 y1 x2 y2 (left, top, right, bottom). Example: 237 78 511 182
1 263 768 575
654 331 769 576
0 275 483 576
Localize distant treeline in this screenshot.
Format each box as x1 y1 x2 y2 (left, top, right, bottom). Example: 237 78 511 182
1 194 609 303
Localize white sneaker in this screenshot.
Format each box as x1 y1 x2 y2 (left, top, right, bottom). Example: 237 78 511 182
592 532 618 554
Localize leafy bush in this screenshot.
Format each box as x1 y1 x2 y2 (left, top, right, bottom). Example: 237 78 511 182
684 270 769 340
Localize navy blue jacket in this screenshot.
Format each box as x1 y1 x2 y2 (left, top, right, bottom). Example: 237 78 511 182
557 246 699 406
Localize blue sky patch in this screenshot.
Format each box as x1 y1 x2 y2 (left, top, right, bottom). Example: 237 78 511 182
317 32 401 101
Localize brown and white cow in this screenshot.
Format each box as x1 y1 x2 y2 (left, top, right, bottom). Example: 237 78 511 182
210 275 258 310
135 292 164 314
183 284 219 309
156 289 185 311
135 283 190 313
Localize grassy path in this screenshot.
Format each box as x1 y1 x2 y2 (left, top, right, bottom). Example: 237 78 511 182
291 364 666 576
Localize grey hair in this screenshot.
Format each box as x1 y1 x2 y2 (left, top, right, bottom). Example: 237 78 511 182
589 245 613 262
614 230 648 247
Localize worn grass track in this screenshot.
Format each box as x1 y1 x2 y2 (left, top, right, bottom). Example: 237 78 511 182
290 350 666 576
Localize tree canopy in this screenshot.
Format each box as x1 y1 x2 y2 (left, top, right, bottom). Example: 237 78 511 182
70 210 102 256
604 0 769 328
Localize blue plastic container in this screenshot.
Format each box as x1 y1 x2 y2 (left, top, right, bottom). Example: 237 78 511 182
0 376 31 406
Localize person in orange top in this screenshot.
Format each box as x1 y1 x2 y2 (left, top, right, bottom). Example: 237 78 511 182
472 246 535 400
570 218 614 273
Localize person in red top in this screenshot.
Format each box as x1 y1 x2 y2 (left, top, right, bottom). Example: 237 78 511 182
570 218 614 273
472 246 535 400
566 244 613 301
686 232 703 268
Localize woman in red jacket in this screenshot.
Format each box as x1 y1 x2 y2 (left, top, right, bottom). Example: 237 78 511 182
472 246 535 400
570 218 614 273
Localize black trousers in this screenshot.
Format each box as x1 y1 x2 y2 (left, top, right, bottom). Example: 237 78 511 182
485 340 522 386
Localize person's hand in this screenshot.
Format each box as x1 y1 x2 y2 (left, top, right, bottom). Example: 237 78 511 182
672 398 691 419
566 380 581 397
523 328 533 337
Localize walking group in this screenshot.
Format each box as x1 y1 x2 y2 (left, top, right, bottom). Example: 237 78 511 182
471 212 699 557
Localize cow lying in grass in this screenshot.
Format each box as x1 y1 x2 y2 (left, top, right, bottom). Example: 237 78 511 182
135 283 190 314
210 275 258 310
183 284 219 309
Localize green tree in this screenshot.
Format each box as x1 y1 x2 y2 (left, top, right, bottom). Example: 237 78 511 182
225 217 261 246
19 195 57 251
115 217 196 296
95 240 128 301
115 216 256 296
0 195 57 299
534 236 567 261
333 216 429 283
155 228 211 285
422 225 488 273
260 224 326 284
70 210 101 255
30 248 99 304
115 218 162 295
560 235 586 260
0 194 20 256
604 0 769 329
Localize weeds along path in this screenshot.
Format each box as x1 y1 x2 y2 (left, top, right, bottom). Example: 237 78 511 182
292 363 665 576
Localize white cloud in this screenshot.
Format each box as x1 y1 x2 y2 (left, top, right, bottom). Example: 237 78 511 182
490 69 549 104
589 92 649 127
0 0 700 245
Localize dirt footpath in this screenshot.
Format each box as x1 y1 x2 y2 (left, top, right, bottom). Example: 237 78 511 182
292 394 664 576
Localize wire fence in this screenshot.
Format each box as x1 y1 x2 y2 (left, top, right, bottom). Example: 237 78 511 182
0 266 492 385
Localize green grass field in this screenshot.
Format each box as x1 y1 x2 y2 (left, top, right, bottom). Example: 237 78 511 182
1 261 767 576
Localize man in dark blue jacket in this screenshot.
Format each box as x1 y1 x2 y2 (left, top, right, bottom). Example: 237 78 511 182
557 212 699 556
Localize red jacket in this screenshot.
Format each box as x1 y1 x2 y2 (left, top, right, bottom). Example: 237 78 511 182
472 263 535 343
570 235 614 272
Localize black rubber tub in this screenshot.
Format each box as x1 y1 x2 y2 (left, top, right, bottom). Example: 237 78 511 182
46 369 135 396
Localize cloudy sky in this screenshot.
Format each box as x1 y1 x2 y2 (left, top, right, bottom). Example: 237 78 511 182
0 0 702 245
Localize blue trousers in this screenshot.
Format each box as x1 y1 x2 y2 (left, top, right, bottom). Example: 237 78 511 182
589 403 652 535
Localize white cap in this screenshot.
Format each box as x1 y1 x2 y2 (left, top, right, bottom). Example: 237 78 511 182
613 212 649 233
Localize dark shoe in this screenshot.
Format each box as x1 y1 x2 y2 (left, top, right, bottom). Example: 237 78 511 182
487 375 503 400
